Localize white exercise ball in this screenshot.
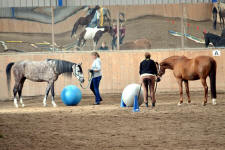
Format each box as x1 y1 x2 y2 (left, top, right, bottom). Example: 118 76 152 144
122 83 144 107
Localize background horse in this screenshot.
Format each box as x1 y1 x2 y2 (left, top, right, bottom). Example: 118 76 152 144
203 32 225 47
71 6 100 38
158 56 217 106
6 59 84 108
87 6 111 27
77 26 113 50
120 39 151 50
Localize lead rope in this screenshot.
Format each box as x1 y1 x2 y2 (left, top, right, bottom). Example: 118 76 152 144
80 72 93 89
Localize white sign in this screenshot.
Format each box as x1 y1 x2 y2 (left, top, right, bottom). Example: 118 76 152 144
213 50 221 56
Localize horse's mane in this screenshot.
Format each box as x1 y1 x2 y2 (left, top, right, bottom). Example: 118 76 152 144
46 59 75 75
161 56 187 68
205 32 221 40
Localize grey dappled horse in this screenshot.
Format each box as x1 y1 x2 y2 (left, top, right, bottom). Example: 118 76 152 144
6 59 84 108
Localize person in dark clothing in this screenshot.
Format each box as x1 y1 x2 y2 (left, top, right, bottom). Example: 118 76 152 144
98 42 109 50
212 6 218 30
111 23 117 50
119 23 126 44
139 52 159 108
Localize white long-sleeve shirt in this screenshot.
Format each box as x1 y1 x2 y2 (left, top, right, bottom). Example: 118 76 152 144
91 58 102 78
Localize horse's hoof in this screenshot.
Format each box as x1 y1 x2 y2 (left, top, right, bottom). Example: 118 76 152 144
14 104 19 108
52 104 57 108
21 104 25 107
212 99 217 105
187 101 191 104
43 103 47 107
177 102 183 106
202 102 207 106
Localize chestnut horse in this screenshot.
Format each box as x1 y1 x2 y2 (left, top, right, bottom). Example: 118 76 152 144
158 56 217 106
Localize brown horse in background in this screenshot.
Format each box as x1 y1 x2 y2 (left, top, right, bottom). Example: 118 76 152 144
120 39 151 50
158 56 217 106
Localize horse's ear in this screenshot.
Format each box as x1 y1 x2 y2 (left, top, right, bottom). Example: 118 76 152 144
79 62 82 66
203 32 206 35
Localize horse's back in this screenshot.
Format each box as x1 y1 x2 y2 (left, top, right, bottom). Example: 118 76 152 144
173 55 216 80
13 60 55 81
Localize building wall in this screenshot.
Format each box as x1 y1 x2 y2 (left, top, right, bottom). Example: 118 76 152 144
0 49 224 100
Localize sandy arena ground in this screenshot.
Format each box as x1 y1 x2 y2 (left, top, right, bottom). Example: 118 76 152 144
0 92 225 150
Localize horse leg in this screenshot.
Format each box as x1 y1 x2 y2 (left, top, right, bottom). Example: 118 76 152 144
82 40 86 47
13 82 20 108
51 82 57 107
93 41 97 50
201 78 208 106
18 78 26 107
43 82 53 107
184 80 191 104
177 79 183 106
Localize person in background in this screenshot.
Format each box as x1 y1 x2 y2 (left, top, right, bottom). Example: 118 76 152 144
89 52 103 105
119 23 126 44
212 6 218 30
98 42 109 50
139 52 159 108
111 23 117 50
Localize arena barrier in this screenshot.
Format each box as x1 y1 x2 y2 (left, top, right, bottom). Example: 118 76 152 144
0 48 224 100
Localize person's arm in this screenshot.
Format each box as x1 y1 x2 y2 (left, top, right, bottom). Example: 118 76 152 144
139 62 142 75
152 61 158 75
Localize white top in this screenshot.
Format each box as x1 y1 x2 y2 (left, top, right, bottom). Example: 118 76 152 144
140 73 155 77
91 58 102 78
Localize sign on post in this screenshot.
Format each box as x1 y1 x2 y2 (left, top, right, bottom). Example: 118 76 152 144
213 50 221 56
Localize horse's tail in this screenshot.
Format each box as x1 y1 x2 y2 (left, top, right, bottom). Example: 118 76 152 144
71 20 80 38
209 59 217 99
6 62 14 95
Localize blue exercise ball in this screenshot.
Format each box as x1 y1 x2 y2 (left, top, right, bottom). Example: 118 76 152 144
61 85 82 106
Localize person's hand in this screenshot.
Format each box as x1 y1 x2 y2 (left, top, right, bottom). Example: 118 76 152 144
88 69 94 74
156 77 161 82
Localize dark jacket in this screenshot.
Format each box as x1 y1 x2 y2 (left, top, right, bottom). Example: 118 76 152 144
139 59 157 75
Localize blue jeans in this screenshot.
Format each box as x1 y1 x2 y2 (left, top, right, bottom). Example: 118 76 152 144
90 76 102 104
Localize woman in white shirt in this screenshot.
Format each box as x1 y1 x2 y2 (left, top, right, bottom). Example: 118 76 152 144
89 52 103 105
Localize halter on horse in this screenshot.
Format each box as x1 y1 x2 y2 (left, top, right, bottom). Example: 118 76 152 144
158 56 217 106
6 59 84 108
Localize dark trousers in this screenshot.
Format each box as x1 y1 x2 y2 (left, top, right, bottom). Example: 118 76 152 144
90 76 102 103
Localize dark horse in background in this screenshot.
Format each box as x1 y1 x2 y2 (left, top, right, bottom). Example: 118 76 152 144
71 6 100 38
203 32 225 47
6 59 84 108
158 56 217 106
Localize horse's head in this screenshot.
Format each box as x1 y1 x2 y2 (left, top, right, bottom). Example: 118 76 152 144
158 62 167 77
72 63 84 83
203 32 210 47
